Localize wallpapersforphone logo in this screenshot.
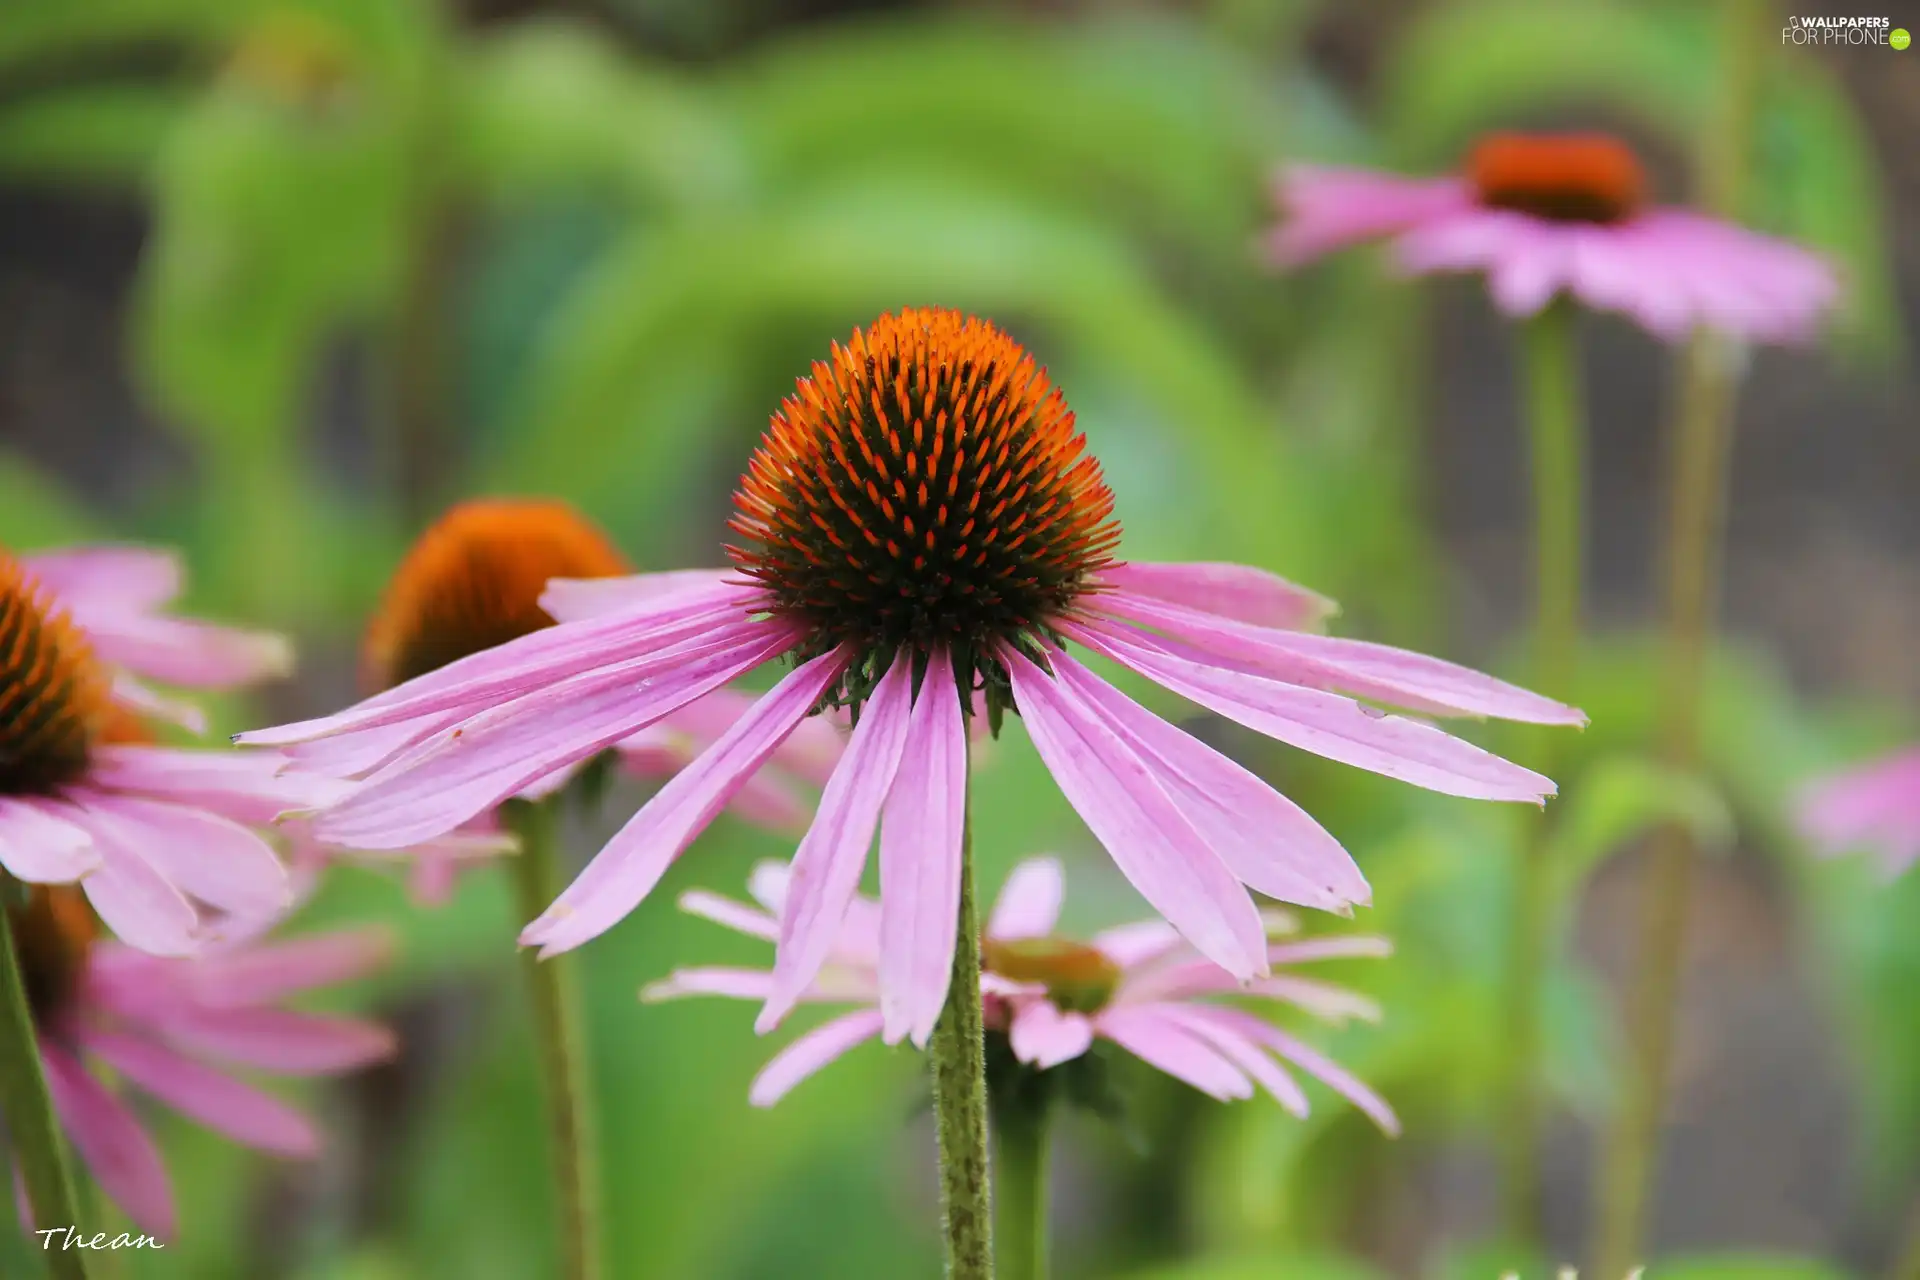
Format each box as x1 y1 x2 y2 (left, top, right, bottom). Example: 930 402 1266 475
1782 14 1904 46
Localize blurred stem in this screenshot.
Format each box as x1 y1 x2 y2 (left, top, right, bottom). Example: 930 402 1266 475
931 783 994 1279
389 193 462 532
0 884 88 1280
1892 1198 1920 1280
995 1096 1051 1280
1593 8 1763 1271
505 800 603 1280
1499 299 1585 1246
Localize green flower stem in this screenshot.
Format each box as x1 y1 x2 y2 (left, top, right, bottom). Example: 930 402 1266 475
0 884 88 1280
930 785 994 1279
504 800 603 1280
1593 1 1762 1273
994 1094 1052 1280
1498 297 1586 1245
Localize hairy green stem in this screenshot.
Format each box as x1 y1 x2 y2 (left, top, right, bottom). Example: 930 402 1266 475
1592 1 1763 1272
505 801 603 1280
931 791 993 1278
0 889 88 1279
995 1096 1051 1280
1498 299 1586 1246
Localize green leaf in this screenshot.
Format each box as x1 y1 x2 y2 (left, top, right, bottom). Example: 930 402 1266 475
1128 1251 1386 1280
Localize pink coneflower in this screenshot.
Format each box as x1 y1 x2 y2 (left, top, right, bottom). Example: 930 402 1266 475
1797 747 1920 877
241 308 1579 1047
1267 133 1837 342
10 885 393 1238
644 856 1396 1127
0 547 313 954
22 544 291 731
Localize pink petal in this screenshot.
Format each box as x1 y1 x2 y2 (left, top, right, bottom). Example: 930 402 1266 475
748 1009 885 1107
1149 1005 1310 1115
538 569 742 623
239 586 758 747
1090 591 1582 725
23 546 180 612
1265 167 1471 267
82 615 292 690
0 797 98 883
678 890 779 941
64 807 201 956
76 1029 317 1156
1007 1000 1095 1068
642 967 776 1002
110 674 208 734
147 1008 396 1075
747 860 792 915
1092 562 1337 632
181 929 394 1007
1093 1007 1254 1101
88 745 347 825
315 621 793 849
1252 975 1382 1024
1005 648 1268 979
986 857 1065 941
878 651 968 1047
1798 747 1920 874
1207 1007 1399 1135
40 1040 176 1239
656 688 846 789
1051 652 1369 912
1091 920 1186 969
520 651 844 956
759 658 916 1033
80 794 291 920
1069 619 1556 804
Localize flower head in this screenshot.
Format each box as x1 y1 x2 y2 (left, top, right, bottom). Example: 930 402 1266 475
8 886 393 1238
1267 132 1838 343
0 545 312 954
1797 746 1920 877
240 308 1579 1048
645 857 1397 1131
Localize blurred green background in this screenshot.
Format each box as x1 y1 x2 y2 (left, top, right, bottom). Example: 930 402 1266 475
0 0 1913 1275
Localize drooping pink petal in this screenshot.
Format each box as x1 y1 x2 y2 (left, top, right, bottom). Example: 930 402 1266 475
1265 167 1472 267
63 807 201 956
986 857 1066 941
1089 592 1583 725
1007 1000 1095 1068
642 968 778 1003
1093 1006 1254 1101
1092 920 1186 969
538 570 744 623
23 546 180 612
88 745 348 825
0 798 98 883
76 1029 318 1156
315 622 793 849
1005 646 1268 980
747 860 792 915
1051 652 1368 912
759 658 916 1033
748 1009 886 1107
81 615 292 690
678 890 779 941
110 674 208 733
145 1008 395 1075
78 793 290 921
1252 975 1382 1024
1206 1007 1399 1134
1798 747 1920 875
1150 1005 1311 1115
40 1041 176 1239
521 651 844 957
179 929 394 1007
878 650 968 1048
281 717 459 781
238 587 759 747
1069 619 1556 804
1092 562 1337 632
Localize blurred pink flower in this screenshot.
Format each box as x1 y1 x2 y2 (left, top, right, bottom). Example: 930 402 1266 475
241 309 1578 1049
645 857 1397 1131
1797 746 1920 876
1267 133 1838 343
0 547 316 954
11 886 393 1239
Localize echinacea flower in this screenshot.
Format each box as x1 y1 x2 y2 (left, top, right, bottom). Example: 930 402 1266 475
644 856 1397 1129
314 498 844 900
1267 133 1837 343
240 308 1579 1048
0 547 313 953
8 885 394 1238
1797 746 1920 876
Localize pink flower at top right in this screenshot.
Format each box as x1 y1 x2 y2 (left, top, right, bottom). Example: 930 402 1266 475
1267 132 1839 343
